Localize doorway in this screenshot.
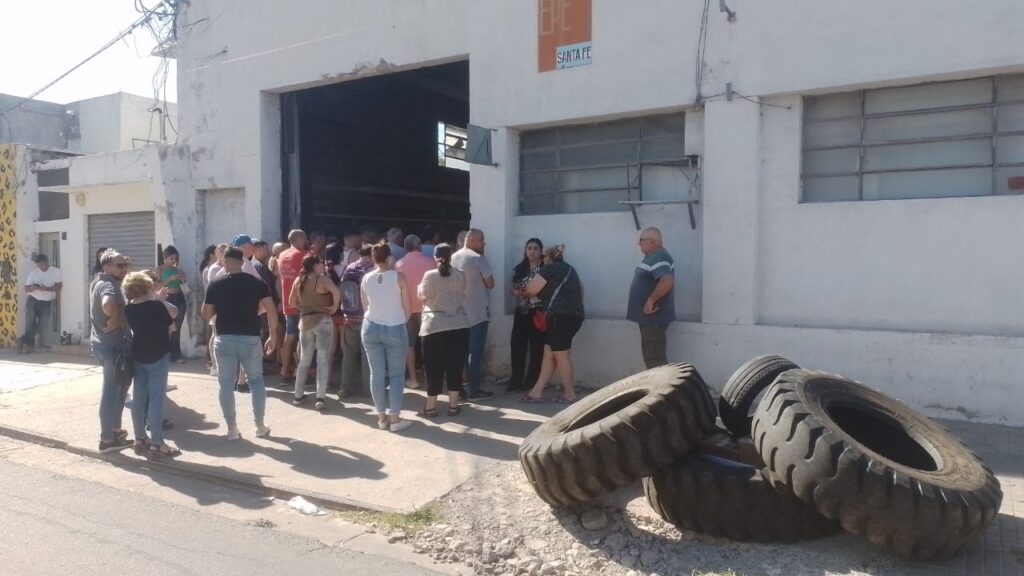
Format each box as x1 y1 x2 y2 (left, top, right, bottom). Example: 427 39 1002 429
37 232 61 345
281 60 470 243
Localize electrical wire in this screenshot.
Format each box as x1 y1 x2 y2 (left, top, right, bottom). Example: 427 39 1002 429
0 11 156 115
695 0 712 102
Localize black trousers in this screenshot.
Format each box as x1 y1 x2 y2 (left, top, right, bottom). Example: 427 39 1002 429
166 291 187 361
422 328 469 397
509 311 544 390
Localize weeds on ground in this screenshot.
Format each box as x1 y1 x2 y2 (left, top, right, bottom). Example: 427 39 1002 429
337 502 442 535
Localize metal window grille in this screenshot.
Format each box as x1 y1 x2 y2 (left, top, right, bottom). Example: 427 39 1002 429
519 113 686 215
801 74 1024 202
438 122 469 171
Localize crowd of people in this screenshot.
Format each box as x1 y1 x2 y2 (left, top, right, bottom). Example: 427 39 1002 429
86 223 677 457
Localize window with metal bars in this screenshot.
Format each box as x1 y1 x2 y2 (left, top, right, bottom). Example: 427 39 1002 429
438 122 469 172
519 113 686 215
801 74 1024 202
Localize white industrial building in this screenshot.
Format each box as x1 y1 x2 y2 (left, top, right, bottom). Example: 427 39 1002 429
29 1 1024 425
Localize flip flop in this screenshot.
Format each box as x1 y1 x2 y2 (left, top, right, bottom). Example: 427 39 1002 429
520 394 546 404
555 395 579 404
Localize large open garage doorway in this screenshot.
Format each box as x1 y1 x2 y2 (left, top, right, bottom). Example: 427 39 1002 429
281 60 470 243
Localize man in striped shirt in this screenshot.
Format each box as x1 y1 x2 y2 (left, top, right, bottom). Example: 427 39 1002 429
627 227 676 368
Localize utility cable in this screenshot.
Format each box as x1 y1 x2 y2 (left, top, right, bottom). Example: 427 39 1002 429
1 11 156 115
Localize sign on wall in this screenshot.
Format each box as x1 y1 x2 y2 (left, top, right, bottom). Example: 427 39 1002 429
538 0 592 72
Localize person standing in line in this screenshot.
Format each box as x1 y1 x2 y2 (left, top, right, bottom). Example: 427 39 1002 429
456 230 468 250
387 227 407 261
269 241 288 276
91 249 133 453
451 229 495 400
627 227 676 368
278 229 308 385
204 243 229 376
394 234 434 390
419 224 443 259
203 247 280 440
158 245 188 364
506 238 545 394
342 230 362 265
290 255 341 410
417 243 469 417
252 239 280 371
521 245 585 404
19 254 62 353
360 242 413 432
123 271 181 457
309 231 327 261
338 245 373 398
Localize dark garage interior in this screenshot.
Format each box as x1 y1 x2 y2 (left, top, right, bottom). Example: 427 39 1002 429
281 60 470 241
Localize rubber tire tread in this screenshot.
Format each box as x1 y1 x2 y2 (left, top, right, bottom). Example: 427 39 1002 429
718 355 799 438
642 455 840 542
751 369 1003 559
518 363 716 508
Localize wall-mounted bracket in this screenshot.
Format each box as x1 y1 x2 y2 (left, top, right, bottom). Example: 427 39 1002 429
618 199 700 231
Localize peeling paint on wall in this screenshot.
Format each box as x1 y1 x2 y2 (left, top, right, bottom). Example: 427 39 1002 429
0 145 19 347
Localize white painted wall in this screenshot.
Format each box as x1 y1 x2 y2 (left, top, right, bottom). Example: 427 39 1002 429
172 0 1024 424
68 93 178 154
32 146 198 354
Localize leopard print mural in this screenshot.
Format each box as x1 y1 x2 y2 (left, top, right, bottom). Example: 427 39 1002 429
0 145 18 348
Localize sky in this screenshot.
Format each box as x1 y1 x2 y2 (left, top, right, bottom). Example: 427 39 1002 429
0 1 177 105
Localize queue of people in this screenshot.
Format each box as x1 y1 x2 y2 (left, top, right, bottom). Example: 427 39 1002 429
88 223 677 453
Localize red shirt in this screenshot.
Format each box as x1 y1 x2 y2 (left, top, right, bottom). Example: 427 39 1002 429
278 247 306 316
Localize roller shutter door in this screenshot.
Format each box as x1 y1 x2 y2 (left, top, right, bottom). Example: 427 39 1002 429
88 212 156 271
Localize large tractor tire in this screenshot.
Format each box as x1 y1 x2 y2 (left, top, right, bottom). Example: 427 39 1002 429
718 354 799 438
751 370 1002 559
519 363 716 507
643 453 839 542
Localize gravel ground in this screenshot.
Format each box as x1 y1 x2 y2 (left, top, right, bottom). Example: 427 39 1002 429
386 460 929 576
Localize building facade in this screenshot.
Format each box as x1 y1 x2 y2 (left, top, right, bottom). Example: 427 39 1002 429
163 0 1023 424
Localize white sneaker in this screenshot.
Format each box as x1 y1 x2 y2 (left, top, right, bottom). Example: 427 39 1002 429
389 419 413 433
210 367 219 377
227 426 241 441
406 380 420 390
377 419 389 430
255 424 271 438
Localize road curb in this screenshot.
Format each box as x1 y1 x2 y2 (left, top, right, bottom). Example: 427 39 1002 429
0 423 401 515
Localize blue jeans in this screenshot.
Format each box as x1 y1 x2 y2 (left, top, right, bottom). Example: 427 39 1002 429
21 297 52 347
93 341 129 442
213 335 266 427
467 321 489 394
132 354 169 445
295 316 335 399
361 321 408 415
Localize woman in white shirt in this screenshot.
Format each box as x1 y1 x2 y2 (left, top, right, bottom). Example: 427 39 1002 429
360 241 412 432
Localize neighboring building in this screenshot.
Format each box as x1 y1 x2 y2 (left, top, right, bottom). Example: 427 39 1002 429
32 2 1024 424
0 93 178 349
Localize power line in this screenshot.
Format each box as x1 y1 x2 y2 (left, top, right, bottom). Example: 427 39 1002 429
1 11 156 115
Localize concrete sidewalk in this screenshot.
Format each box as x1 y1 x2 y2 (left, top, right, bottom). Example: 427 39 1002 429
0 351 564 513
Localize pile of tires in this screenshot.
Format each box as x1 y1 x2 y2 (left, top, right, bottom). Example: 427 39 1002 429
518 357 1002 559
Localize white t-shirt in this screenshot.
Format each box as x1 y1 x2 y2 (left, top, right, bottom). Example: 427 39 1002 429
451 248 493 326
214 258 261 281
26 266 62 302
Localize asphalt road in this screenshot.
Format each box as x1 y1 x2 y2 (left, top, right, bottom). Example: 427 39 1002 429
0 456 443 576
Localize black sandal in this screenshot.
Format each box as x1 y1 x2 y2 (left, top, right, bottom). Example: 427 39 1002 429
417 407 438 418
448 405 461 417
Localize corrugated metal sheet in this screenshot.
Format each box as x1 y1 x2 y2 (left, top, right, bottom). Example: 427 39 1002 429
88 211 156 271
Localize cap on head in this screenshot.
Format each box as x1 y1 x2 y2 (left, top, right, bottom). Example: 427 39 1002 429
232 234 253 247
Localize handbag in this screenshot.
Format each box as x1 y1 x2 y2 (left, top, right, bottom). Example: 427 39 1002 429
532 309 548 332
532 268 573 333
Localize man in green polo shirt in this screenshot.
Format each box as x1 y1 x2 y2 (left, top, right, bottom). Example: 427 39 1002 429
627 227 675 368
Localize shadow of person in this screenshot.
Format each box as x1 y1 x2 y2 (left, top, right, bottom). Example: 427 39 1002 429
264 437 386 481
107 454 277 510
